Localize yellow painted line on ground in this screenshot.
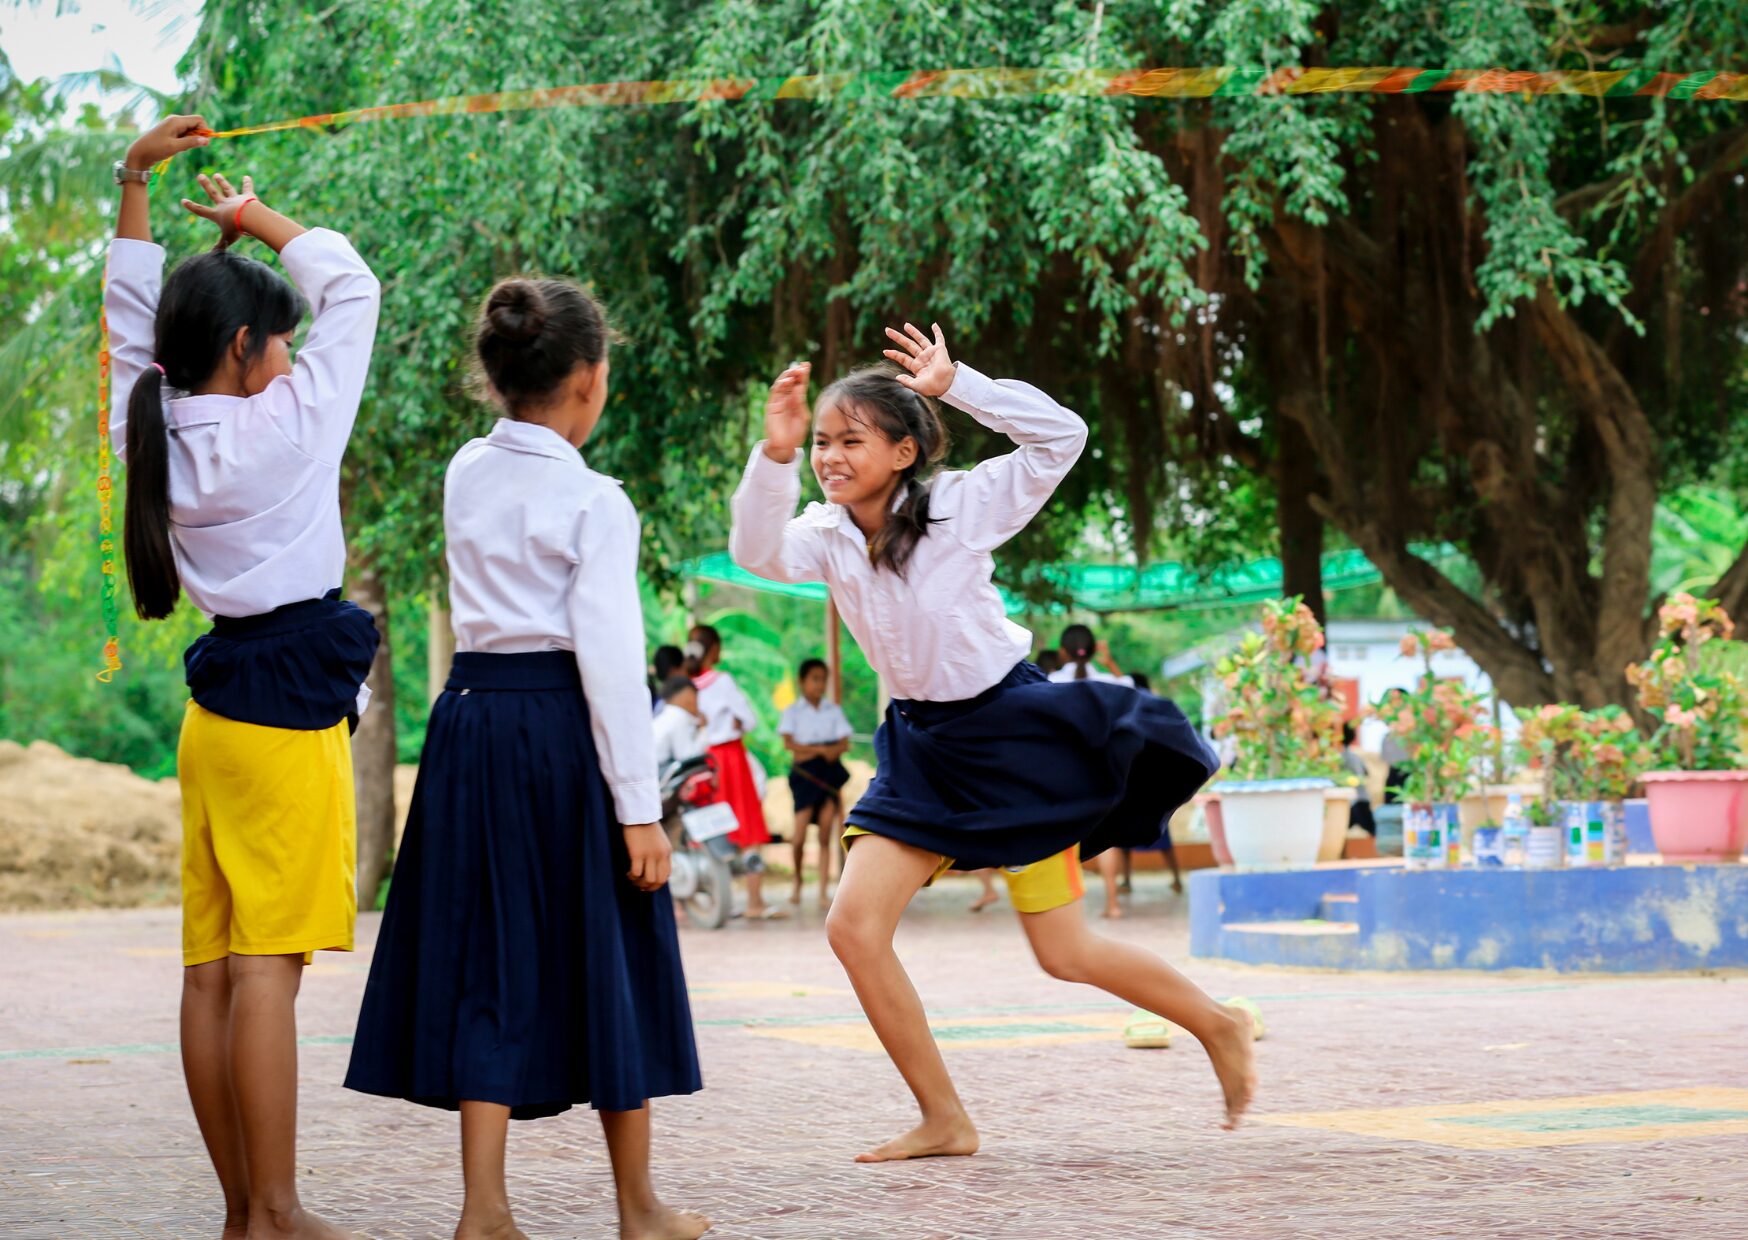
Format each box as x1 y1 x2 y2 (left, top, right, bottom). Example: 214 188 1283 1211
1259 1087 1748 1149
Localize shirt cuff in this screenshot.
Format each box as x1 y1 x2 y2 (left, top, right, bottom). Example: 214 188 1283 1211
609 778 661 827
744 442 803 488
940 362 1001 417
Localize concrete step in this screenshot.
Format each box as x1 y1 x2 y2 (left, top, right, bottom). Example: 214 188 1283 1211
1320 891 1361 922
1219 919 1360 968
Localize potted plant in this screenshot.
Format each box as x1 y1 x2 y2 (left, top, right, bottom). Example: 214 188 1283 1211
1626 594 1748 862
1212 598 1345 868
1516 704 1655 866
1374 629 1494 867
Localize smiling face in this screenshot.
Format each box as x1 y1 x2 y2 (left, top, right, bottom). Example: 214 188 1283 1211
811 398 918 510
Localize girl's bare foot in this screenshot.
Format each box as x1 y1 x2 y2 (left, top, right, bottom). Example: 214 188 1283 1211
854 1111 980 1163
246 1206 363 1240
1202 1005 1259 1130
619 1200 711 1240
788 885 802 904
968 890 998 913
1101 903 1124 920
455 1202 526 1240
222 1221 248 1240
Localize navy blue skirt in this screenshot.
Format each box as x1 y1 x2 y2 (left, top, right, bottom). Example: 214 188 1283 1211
344 651 701 1120
184 589 378 731
847 662 1219 871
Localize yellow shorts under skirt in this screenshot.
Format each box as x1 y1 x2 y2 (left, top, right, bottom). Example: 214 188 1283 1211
178 701 357 967
842 826 1085 914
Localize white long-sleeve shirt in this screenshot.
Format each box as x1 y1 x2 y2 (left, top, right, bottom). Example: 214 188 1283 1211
444 419 660 824
730 363 1087 702
1047 665 1136 687
104 229 381 620
694 669 759 747
652 702 707 769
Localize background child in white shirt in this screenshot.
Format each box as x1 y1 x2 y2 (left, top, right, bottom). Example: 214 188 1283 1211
653 675 708 770
777 658 854 907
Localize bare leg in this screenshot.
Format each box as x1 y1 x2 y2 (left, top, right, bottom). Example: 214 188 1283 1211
743 869 785 919
599 1105 710 1240
182 959 250 1239
826 835 979 1162
229 954 358 1239
967 869 999 913
455 1101 523 1240
1121 849 1134 892
816 800 841 903
1164 843 1184 894
1097 851 1123 919
1018 903 1256 1128
789 806 815 904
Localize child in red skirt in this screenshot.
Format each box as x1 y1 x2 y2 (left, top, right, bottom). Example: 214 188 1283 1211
685 624 785 919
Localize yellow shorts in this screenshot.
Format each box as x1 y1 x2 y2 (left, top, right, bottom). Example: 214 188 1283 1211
842 827 1085 914
178 701 357 967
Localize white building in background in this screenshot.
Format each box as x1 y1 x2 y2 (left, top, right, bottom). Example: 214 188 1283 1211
1166 615 1521 753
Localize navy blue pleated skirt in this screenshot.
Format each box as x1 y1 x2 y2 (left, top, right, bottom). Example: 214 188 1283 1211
184 589 378 731
847 662 1219 871
344 651 701 1120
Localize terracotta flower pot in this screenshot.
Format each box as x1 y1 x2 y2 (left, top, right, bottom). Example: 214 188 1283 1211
1320 786 1357 862
1201 793 1233 867
1640 771 1748 863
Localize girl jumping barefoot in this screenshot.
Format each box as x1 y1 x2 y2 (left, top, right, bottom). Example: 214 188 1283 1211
730 325 1256 1162
346 278 707 1240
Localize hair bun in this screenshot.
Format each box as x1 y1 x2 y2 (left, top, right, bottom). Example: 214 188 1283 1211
485 280 548 345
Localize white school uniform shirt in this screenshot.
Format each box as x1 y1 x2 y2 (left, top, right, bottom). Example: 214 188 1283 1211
1047 664 1136 687
652 702 707 769
730 363 1087 703
778 698 853 747
693 669 758 748
444 419 660 825
105 228 381 714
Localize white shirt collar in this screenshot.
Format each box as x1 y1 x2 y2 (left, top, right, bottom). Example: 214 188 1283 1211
486 417 584 464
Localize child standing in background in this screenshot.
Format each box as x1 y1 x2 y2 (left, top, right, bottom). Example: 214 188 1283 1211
109 114 381 1240
686 624 784 919
345 277 706 1240
779 658 854 906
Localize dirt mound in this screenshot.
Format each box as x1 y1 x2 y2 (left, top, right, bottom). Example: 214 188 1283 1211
0 739 182 911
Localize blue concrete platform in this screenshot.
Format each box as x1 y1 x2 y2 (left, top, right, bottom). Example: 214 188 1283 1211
1190 862 1748 972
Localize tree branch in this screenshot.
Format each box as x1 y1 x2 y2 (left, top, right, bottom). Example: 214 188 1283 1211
1710 539 1748 623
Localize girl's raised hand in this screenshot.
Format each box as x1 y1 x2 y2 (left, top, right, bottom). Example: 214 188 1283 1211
883 322 955 398
763 362 812 463
124 114 210 171
181 172 259 250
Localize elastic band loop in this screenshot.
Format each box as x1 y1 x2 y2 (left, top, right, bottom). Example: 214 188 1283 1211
233 195 259 236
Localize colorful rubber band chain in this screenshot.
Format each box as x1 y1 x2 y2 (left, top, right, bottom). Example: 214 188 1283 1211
100 63 1748 677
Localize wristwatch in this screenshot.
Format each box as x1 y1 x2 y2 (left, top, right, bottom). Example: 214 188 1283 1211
113 160 152 186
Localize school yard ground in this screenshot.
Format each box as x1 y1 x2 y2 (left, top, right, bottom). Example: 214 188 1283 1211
3 872 1745 1239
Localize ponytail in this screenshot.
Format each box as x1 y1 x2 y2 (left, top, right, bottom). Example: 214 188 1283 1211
123 368 181 619
1061 624 1096 681
819 363 949 577
121 247 306 622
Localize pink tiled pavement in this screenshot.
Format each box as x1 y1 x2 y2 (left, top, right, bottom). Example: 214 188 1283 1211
3 875 1746 1238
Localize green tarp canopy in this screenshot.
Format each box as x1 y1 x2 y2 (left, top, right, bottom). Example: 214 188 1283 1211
682 545 1456 614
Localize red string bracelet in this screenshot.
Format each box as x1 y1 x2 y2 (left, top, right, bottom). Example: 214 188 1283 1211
233 195 260 237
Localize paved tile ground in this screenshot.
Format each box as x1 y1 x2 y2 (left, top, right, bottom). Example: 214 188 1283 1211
3 873 1746 1239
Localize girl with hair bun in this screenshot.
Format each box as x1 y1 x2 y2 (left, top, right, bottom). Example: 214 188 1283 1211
732 323 1251 1164
346 276 707 1240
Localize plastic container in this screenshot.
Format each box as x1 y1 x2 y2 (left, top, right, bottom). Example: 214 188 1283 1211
1501 794 1529 869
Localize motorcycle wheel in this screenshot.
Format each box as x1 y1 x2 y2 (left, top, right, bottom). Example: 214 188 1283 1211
683 851 734 930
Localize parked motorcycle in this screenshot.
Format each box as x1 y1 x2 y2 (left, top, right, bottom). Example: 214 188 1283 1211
659 754 736 929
